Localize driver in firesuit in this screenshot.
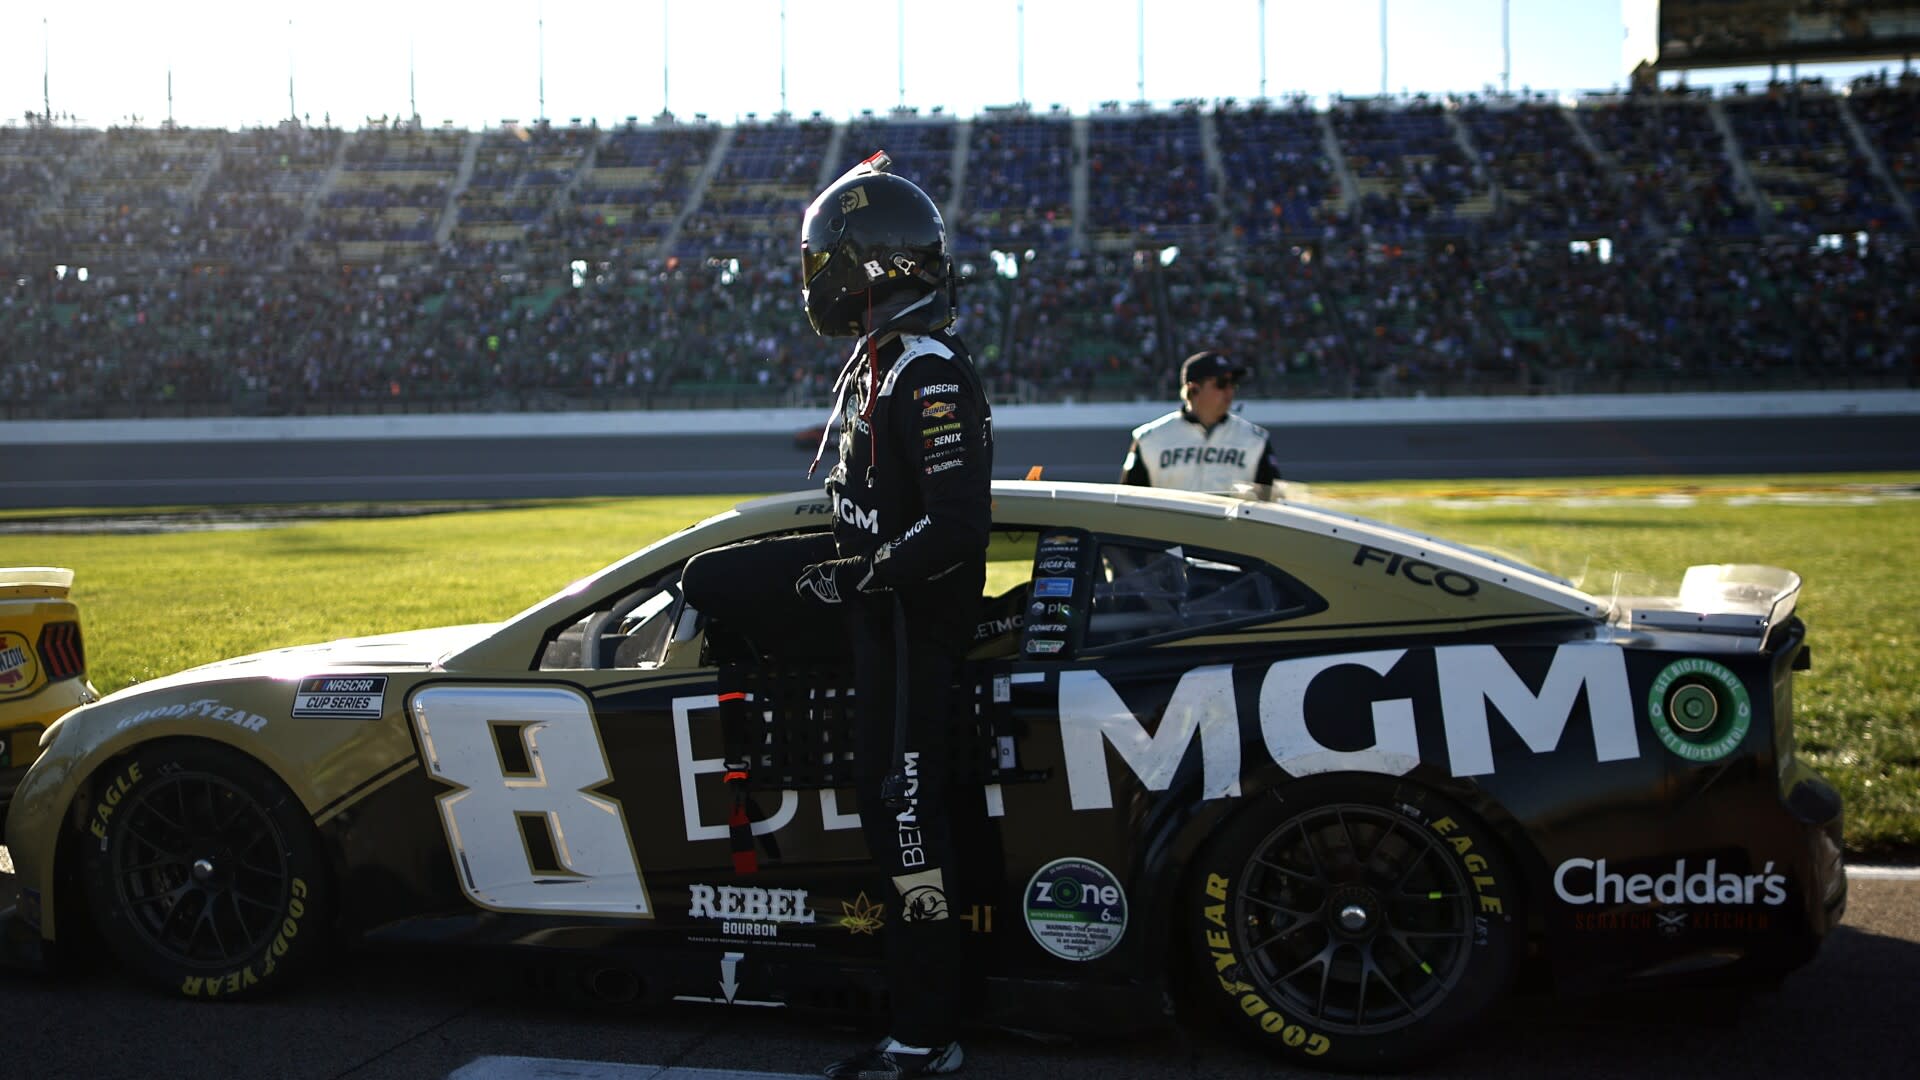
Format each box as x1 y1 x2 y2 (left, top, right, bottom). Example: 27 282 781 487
680 153 991 1079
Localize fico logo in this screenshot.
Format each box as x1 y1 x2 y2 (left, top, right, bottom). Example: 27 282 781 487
1353 544 1479 597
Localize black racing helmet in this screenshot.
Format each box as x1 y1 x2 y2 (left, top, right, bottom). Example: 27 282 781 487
801 151 950 338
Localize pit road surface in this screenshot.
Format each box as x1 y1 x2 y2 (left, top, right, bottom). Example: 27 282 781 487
0 857 1915 1080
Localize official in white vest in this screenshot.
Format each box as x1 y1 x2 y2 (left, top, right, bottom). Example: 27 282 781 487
1121 350 1283 496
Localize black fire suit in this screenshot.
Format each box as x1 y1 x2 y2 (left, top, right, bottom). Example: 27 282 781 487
682 306 992 1048
820 317 992 1048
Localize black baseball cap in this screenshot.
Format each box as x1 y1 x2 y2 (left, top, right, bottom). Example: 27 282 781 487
1181 350 1248 385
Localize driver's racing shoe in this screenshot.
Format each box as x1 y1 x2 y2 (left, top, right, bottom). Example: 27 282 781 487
822 1037 963 1079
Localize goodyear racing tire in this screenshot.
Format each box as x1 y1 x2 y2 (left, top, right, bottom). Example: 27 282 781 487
1183 774 1520 1070
80 740 330 1001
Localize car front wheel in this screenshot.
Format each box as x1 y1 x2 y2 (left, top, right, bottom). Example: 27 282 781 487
1184 774 1520 1070
81 740 330 1000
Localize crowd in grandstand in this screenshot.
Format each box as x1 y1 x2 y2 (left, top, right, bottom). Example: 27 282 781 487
1 71 1915 417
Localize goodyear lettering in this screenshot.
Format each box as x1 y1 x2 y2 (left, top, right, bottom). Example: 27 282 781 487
116 697 271 733
1205 872 1331 1056
1353 545 1479 597
181 877 308 997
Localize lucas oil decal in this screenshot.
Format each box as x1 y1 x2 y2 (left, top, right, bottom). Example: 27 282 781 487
1060 644 1641 810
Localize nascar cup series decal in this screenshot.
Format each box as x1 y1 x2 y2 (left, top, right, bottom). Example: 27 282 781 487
1024 857 1128 961
292 675 388 720
1645 658 1750 763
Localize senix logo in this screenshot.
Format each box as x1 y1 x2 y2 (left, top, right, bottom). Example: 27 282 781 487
1059 645 1637 810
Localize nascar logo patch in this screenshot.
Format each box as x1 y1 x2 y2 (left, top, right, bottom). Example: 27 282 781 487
292 675 388 720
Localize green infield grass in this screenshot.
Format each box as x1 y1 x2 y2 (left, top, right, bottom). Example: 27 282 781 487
5 473 1916 857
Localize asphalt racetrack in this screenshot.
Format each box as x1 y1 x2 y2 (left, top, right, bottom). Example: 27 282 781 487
6 411 1920 509
0 858 1915 1080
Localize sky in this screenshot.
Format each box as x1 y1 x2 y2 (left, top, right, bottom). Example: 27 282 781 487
0 1 1899 132
1 0 1650 130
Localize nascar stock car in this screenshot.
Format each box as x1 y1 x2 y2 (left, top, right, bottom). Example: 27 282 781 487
1 567 95 822
0 483 1844 1069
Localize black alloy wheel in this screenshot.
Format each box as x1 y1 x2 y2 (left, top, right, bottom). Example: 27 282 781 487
109 771 292 966
83 741 329 1000
1185 775 1519 1070
1233 802 1475 1035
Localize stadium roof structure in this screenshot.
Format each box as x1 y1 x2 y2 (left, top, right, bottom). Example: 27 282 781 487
1657 0 1920 71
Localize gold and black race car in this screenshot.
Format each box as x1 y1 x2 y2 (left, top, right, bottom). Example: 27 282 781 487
0 483 1844 1070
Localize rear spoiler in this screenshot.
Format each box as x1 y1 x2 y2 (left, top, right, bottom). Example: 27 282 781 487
0 567 75 601
1626 564 1802 637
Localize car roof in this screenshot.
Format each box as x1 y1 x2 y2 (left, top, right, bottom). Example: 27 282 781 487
447 482 1604 671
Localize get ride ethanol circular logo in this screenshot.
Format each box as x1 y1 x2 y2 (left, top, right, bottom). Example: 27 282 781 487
1023 857 1128 961
1647 658 1751 763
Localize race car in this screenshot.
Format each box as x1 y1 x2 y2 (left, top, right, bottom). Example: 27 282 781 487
0 483 1844 1070
0 567 96 822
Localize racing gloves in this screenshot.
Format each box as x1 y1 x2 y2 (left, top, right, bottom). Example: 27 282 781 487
795 555 878 605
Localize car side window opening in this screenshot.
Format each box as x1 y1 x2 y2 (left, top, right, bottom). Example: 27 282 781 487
1085 538 1316 649
539 575 684 671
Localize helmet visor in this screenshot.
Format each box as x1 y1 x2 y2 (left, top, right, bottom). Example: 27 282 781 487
803 245 834 283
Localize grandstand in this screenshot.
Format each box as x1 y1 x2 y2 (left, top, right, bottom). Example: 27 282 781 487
1 75 1916 420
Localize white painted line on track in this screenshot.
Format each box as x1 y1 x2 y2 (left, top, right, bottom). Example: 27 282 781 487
450 1058 810 1080
1845 865 1920 880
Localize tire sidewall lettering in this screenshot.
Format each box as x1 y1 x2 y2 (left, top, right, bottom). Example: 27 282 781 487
177 873 311 997
1200 868 1334 1057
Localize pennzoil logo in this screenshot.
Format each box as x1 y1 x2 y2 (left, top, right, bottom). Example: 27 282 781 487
0 630 39 697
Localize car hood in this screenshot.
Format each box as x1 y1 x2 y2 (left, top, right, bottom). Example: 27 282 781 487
99 623 503 701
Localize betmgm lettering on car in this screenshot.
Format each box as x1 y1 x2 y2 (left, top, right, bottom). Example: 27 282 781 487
1059 643 1639 810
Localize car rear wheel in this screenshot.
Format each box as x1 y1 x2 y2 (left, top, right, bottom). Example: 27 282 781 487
81 741 330 1000
1183 774 1519 1070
